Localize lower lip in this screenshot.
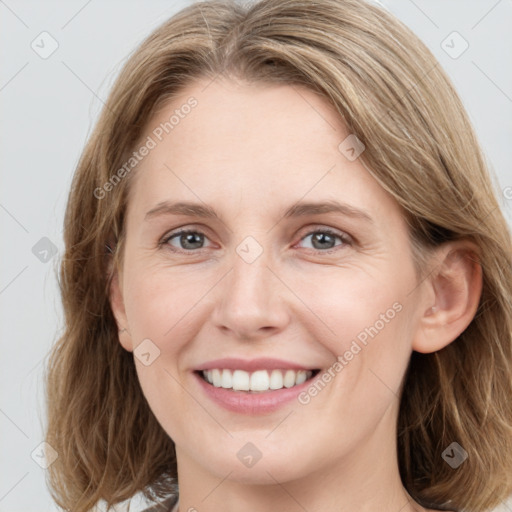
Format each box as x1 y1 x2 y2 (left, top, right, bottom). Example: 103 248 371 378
193 371 317 415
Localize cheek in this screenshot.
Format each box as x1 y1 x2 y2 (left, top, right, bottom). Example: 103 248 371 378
123 262 211 344
293 265 410 350
297 264 415 399
133 358 193 444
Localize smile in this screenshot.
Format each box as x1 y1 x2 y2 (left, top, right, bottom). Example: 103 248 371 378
193 357 323 414
199 368 320 392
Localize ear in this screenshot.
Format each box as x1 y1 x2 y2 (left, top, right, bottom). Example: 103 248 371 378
412 240 483 354
109 267 134 352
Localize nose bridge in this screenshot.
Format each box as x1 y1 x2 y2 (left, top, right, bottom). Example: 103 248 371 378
230 247 271 299
212 240 289 338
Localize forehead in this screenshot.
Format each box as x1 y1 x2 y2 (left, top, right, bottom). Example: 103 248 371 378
148 77 347 166
126 77 403 227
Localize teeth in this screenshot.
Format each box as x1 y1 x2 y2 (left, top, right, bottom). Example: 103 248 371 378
250 370 269 391
202 369 313 392
211 369 221 387
221 369 232 389
295 370 307 385
283 369 296 388
269 369 283 390
232 369 250 391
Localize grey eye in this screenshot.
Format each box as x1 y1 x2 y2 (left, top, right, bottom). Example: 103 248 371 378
300 230 346 251
166 231 210 251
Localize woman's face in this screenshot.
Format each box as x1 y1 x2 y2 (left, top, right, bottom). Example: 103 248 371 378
112 77 430 484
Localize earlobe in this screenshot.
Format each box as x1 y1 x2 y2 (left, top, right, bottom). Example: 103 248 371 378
109 269 134 352
412 241 483 354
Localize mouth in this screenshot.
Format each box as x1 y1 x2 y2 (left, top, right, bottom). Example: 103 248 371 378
195 368 321 393
192 357 325 414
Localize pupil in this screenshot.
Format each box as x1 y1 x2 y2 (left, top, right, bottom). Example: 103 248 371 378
313 232 334 249
182 233 203 249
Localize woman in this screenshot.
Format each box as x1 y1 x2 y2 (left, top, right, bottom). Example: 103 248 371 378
45 0 512 511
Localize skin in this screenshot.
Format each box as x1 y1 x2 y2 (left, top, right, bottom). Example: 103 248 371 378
110 76 482 512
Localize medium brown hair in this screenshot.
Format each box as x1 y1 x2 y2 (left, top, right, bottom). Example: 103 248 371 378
45 0 512 510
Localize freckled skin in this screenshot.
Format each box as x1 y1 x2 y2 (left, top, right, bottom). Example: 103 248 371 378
111 77 451 512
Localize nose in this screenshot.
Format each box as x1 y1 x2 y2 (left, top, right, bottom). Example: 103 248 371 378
211 250 291 341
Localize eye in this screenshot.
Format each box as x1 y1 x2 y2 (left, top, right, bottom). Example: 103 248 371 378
161 229 212 252
159 226 352 254
296 228 352 252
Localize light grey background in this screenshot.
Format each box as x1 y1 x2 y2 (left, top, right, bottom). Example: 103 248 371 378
1 1 511 511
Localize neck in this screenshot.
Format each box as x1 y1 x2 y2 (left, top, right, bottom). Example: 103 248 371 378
173 407 425 512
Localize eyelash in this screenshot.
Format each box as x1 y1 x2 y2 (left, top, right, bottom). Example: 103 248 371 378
159 226 353 255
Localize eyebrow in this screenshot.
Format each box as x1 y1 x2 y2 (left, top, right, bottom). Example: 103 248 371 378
144 200 374 224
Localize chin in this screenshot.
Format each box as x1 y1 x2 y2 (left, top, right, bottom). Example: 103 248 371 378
193 441 317 485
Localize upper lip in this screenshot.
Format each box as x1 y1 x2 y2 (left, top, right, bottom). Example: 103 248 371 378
194 357 319 372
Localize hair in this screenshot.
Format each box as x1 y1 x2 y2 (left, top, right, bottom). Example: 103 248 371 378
44 0 512 510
